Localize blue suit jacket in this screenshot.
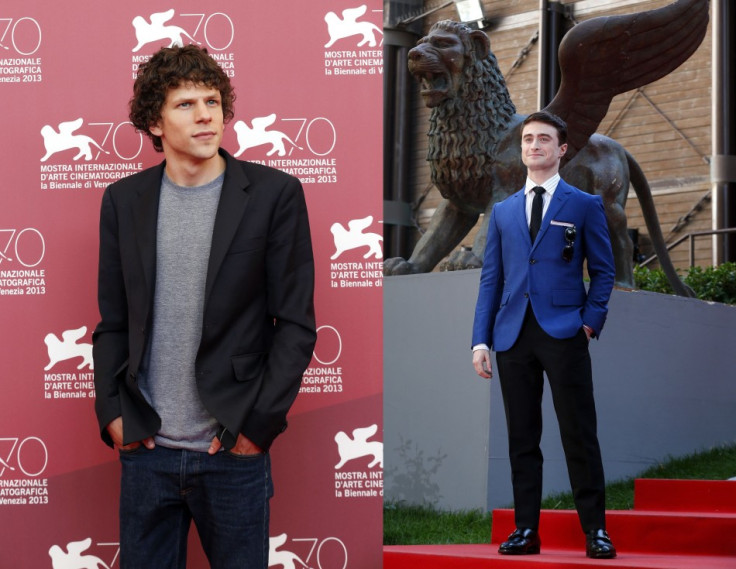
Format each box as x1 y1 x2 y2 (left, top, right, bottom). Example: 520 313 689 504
472 179 615 352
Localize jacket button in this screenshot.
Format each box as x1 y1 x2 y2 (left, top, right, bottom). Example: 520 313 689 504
524 293 529 298
530 259 536 264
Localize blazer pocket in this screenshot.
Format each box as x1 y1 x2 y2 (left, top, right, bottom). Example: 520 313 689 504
232 352 267 382
499 291 511 307
552 289 586 306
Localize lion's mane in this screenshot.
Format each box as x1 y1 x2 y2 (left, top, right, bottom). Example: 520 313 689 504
426 21 516 199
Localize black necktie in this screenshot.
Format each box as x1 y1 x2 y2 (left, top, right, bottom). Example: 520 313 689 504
529 186 545 242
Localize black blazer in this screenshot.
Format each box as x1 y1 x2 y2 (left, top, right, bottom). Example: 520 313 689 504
93 149 316 451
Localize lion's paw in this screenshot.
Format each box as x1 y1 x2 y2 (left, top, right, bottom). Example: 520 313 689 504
440 249 483 271
383 257 420 275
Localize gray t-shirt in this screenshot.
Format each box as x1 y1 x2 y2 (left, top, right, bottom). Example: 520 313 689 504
139 171 224 452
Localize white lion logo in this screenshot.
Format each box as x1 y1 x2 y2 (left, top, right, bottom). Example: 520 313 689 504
233 114 302 158
330 216 383 260
44 326 94 371
335 424 383 469
40 118 108 162
132 9 198 52
268 534 309 569
48 538 111 569
324 5 383 48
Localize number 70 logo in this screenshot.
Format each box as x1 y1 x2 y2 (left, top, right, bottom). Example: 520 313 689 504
0 437 49 477
0 228 45 267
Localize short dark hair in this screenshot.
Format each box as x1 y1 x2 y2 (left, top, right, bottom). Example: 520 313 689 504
129 45 235 152
521 111 568 145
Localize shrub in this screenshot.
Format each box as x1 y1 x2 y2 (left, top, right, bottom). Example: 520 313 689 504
633 262 736 305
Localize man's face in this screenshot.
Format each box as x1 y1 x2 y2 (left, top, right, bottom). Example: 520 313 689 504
150 82 224 165
520 121 567 175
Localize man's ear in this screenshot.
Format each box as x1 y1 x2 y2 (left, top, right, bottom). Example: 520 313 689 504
149 122 162 137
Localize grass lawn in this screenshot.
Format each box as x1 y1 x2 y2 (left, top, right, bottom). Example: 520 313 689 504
383 444 736 545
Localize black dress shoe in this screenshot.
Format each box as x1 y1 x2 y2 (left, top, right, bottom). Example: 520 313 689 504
498 528 541 555
586 529 617 559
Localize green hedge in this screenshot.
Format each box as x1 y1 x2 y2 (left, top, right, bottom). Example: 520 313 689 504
633 262 736 305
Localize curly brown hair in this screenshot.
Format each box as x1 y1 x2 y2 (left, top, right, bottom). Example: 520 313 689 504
130 45 235 152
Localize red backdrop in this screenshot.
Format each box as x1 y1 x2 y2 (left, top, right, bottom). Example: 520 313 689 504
0 2 383 567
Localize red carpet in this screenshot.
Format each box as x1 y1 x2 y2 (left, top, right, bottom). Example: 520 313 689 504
384 479 736 568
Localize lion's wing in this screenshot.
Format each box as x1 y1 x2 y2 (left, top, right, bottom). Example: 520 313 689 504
270 533 288 548
150 9 175 25
58 118 84 135
251 114 277 130
544 0 709 160
66 537 93 555
352 424 378 440
347 216 373 232
61 326 87 342
342 6 367 22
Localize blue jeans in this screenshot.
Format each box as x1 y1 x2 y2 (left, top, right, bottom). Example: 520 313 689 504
118 445 273 569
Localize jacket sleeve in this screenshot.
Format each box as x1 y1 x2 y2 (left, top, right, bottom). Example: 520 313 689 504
241 177 317 450
581 195 615 337
92 187 129 447
472 205 504 349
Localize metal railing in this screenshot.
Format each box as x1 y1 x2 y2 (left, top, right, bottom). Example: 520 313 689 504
640 227 736 268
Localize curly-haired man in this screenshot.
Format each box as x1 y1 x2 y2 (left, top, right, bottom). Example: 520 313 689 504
93 45 316 568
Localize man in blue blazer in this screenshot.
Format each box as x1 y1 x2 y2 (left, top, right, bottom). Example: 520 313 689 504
472 111 616 559
93 46 316 568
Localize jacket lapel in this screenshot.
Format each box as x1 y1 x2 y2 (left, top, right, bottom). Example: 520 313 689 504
510 189 532 247
204 150 251 301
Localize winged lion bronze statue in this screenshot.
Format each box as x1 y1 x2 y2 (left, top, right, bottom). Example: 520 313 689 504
384 0 709 297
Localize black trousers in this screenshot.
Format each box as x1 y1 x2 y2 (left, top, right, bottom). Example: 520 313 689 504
496 308 606 533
